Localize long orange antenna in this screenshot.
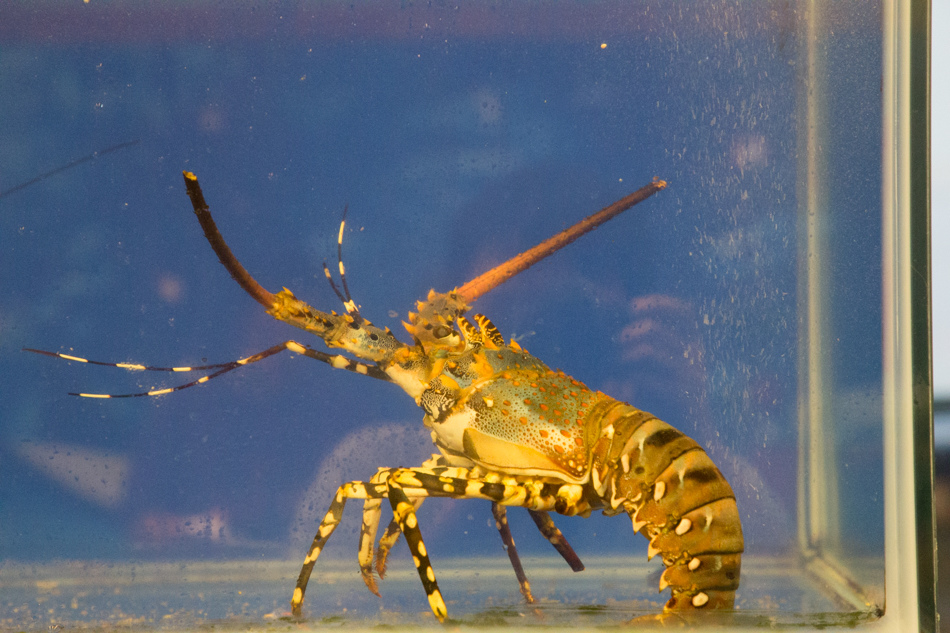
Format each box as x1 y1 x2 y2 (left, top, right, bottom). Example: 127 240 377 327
183 171 277 308
455 178 666 304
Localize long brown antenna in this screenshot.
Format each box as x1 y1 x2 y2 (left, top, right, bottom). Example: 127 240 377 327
183 171 276 308
455 178 666 304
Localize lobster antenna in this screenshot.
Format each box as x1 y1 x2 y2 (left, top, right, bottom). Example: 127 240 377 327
23 344 292 398
24 340 391 398
454 178 667 304
1 139 140 200
183 171 276 309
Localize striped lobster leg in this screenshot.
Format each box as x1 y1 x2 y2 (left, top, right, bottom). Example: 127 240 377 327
293 467 595 622
357 467 584 602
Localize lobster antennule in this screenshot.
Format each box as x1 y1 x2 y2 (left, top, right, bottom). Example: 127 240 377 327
322 205 364 322
454 178 667 305
183 171 277 309
335 205 361 317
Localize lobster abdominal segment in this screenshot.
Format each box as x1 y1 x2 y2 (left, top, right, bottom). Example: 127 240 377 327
587 401 744 609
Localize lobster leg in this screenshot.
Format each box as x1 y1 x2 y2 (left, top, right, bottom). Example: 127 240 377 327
357 496 384 595
526 510 585 572
387 481 449 622
292 480 376 617
491 503 535 603
291 472 453 621
356 467 399 596
295 466 593 622
360 471 583 601
368 502 550 595
292 473 432 617
357 469 424 595
362 460 445 584
374 469 599 621
372 513 403 578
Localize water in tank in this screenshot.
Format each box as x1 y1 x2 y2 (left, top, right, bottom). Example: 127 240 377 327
0 1 932 630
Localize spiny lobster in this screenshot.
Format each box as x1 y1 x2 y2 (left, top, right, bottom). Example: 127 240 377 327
28 172 743 622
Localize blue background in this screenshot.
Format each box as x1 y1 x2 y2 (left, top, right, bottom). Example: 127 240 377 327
0 0 881 584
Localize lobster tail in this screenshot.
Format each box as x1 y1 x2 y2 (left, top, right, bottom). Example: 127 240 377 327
588 402 743 610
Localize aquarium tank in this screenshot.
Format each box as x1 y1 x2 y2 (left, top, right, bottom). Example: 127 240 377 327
0 1 933 631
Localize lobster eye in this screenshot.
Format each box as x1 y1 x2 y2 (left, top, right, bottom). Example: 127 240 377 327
433 325 454 339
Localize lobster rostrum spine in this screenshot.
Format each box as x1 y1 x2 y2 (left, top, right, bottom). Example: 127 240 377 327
180 172 743 620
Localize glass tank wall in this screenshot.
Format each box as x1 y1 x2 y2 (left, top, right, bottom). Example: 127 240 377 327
0 1 932 631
